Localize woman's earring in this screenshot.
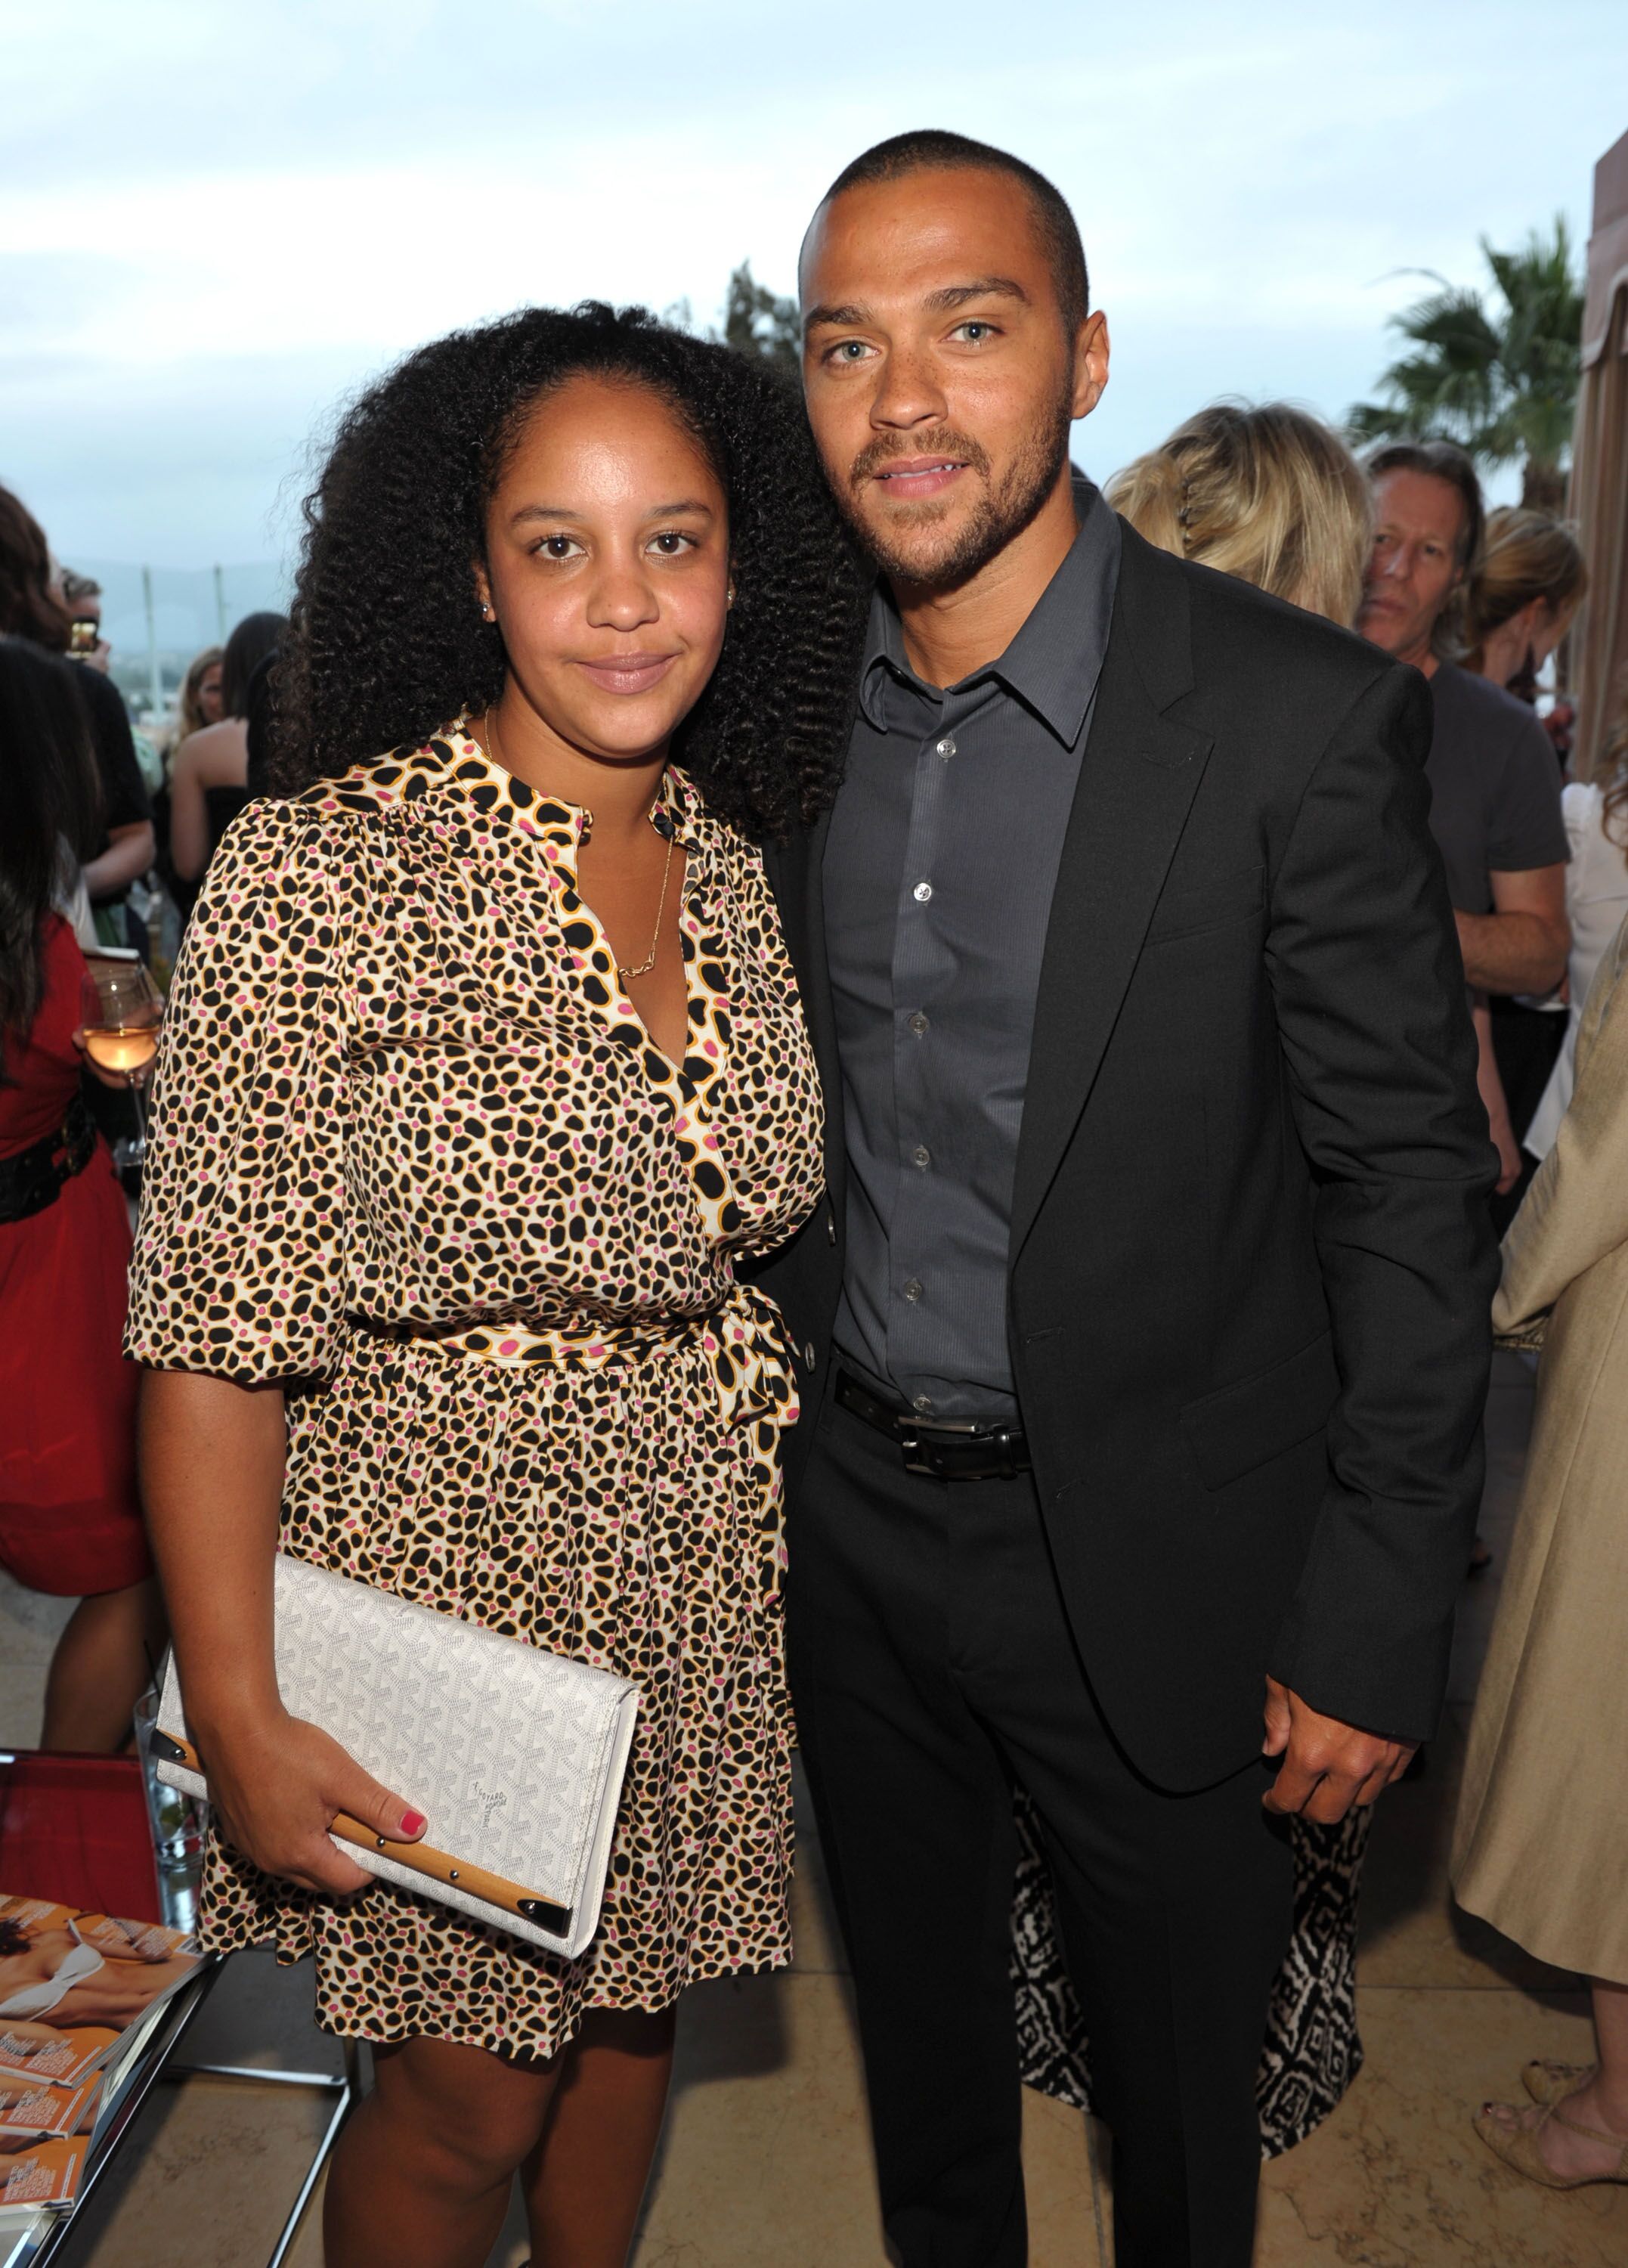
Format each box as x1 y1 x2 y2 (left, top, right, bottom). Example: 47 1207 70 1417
480 602 492 620
726 585 736 610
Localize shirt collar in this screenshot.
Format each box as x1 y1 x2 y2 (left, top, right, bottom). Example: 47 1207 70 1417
440 719 700 848
857 474 1120 747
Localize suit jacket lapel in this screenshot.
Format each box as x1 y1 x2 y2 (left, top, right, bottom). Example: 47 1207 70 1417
762 810 846 1217
1010 532 1212 1258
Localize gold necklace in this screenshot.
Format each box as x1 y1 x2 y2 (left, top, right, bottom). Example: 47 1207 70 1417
614 825 676 984
481 708 674 986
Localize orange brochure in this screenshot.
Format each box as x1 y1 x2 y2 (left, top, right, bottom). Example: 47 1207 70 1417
0 2071 102 2143
0 2131 91 2216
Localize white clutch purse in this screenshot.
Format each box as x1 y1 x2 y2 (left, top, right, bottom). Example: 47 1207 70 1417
153 1554 640 1960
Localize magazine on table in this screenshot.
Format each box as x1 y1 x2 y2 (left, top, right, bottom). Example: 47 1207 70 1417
0 2073 102 2223
0 2130 97 2219
0 2071 103 2143
0 1895 202 2226
0 1895 201 2092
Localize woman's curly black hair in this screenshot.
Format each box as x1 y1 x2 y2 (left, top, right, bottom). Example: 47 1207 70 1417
269 302 870 841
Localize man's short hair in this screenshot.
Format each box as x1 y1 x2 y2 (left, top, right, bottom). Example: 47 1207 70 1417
1366 441 1485 574
819 130 1090 336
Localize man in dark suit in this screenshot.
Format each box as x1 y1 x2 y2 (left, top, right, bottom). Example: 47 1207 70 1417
753 130 1499 2268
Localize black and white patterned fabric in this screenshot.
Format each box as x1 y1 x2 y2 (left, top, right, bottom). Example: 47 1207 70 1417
1011 1786 1372 2158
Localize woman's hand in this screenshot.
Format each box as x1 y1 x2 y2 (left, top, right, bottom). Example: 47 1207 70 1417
1470 993 1523 1194
194 1708 426 1897
1490 1111 1523 1197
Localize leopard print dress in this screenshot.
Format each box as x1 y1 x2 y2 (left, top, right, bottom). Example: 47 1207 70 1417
125 729 825 2062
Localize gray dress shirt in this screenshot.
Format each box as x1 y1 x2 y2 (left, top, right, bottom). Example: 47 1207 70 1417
824 479 1122 1420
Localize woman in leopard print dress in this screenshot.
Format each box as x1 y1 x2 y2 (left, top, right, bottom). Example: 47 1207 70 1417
127 306 864 2268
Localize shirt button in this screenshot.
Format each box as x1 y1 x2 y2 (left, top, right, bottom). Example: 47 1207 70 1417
908 1011 929 1036
911 1145 931 1170
913 1393 935 1414
804 1341 819 1370
935 736 956 759
903 1278 924 1303
913 881 933 903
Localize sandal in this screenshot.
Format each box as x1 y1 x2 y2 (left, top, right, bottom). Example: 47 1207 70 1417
1523 2058 1596 2108
1474 2101 1628 2189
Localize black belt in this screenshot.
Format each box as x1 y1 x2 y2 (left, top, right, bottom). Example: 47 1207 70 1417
835 1369 1032 1482
0 1093 96 1225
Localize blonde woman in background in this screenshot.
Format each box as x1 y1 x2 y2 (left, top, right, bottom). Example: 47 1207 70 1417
1463 507 1587 691
1104 398 1373 624
1011 401 1388 2157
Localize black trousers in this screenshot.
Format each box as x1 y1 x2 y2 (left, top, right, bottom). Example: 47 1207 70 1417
787 1392 1294 2268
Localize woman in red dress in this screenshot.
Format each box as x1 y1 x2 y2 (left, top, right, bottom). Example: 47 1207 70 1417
0 637 164 1748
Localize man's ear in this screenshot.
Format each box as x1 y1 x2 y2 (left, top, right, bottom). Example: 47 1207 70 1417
1072 311 1110 420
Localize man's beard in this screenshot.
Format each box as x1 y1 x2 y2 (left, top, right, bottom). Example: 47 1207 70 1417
839 389 1075 589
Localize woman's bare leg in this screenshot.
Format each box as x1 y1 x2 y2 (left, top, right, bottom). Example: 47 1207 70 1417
521 2006 677 2266
325 2037 560 2268
1483 1980 1628 2177
41 1577 167 1751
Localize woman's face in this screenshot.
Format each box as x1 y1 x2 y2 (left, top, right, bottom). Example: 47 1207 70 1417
198 665 224 724
479 376 730 767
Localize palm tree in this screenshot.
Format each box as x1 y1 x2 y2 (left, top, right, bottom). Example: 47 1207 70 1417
1348 218 1584 513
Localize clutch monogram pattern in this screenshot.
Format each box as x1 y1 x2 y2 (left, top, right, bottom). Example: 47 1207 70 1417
156 1554 640 1960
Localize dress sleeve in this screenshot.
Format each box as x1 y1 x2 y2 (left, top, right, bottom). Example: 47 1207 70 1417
125 800 350 1383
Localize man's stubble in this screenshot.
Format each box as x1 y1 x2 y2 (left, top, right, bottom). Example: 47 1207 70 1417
833 380 1076 591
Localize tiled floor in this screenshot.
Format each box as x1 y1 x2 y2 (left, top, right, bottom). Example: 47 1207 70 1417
8 1353 1623 2265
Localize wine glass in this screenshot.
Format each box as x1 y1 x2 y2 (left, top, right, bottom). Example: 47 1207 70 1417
80 960 163 1170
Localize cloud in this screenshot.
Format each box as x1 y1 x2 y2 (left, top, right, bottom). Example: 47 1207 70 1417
3 0 1620 563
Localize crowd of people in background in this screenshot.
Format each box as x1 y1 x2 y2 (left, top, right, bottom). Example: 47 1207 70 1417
2 215 1628 2237
0 482 288 1751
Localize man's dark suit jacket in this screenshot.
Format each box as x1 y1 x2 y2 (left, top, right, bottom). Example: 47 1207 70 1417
753 521 1500 1794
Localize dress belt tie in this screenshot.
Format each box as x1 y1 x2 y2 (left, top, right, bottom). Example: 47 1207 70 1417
346 1281 801 1436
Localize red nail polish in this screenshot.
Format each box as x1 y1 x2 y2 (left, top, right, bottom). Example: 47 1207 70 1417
399 1810 426 1836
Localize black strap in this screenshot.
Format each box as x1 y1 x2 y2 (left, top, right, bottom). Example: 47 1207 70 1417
834 1370 1032 1481
0 1092 97 1225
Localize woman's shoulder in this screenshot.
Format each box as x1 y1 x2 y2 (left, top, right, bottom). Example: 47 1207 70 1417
221 740 439 839
278 732 484 823
172 718 247 782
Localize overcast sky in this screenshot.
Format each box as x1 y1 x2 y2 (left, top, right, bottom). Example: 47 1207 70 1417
5 0 1625 583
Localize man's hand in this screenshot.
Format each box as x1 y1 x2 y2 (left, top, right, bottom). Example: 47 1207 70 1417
1261 1678 1416 1823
